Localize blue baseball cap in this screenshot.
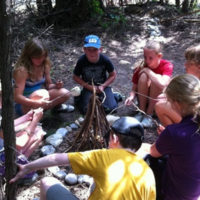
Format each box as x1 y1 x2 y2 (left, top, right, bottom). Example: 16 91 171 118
84 35 101 49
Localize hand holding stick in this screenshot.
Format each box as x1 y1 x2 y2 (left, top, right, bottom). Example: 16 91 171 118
49 86 81 104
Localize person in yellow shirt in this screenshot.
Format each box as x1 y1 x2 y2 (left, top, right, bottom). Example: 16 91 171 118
10 116 156 200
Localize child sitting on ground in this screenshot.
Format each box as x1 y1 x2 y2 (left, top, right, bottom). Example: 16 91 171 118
125 40 173 128
73 35 120 115
0 107 45 158
149 74 200 199
13 38 74 116
10 116 156 200
155 44 200 131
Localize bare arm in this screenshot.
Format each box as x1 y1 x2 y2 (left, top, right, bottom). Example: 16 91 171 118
44 66 64 90
101 70 116 88
13 68 49 108
15 108 43 149
10 153 70 183
97 70 116 93
14 110 34 126
13 68 35 107
139 68 170 89
73 70 116 93
125 84 137 106
73 75 95 92
150 143 162 158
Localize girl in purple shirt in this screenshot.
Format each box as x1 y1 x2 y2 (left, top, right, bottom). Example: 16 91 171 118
150 74 200 200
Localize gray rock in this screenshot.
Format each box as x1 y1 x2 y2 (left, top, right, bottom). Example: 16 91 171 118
65 126 73 132
54 170 67 179
48 166 60 174
46 134 63 147
70 123 79 129
119 60 131 65
75 120 81 127
65 173 78 185
85 177 94 187
55 128 68 137
89 179 95 194
77 174 91 184
78 117 84 124
40 145 55 156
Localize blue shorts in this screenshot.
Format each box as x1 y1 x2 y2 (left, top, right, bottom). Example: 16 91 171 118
46 183 79 200
15 103 24 116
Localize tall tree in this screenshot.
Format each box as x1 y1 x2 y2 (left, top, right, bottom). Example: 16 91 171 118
182 0 189 12
36 0 104 27
189 0 197 9
175 0 180 8
36 0 52 16
0 0 17 199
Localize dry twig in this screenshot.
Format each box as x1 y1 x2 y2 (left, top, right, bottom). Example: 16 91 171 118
65 84 110 152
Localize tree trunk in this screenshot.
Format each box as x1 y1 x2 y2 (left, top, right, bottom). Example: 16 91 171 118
189 0 196 9
182 0 189 13
54 0 89 27
98 0 106 11
175 0 180 8
0 0 17 199
36 0 53 16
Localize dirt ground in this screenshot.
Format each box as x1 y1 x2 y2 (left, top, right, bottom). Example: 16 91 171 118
4 2 200 199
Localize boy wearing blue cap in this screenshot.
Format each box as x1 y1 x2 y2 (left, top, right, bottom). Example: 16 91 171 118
73 35 120 114
10 117 156 200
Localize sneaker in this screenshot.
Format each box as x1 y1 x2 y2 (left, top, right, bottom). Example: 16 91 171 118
52 104 74 113
113 92 124 103
141 115 155 128
134 112 143 122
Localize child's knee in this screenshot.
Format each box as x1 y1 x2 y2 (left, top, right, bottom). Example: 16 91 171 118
59 88 70 100
40 177 60 193
29 89 50 100
138 73 149 84
155 101 165 113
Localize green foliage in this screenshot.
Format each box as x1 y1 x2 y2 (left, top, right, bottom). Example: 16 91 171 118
86 0 128 29
99 9 128 30
88 0 104 18
192 0 199 10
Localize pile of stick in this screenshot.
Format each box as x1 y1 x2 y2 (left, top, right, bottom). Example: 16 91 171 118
66 89 110 152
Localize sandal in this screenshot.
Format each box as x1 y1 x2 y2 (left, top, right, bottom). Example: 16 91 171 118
52 104 74 113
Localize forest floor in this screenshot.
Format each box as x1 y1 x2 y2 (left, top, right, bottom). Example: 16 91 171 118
2 2 200 199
